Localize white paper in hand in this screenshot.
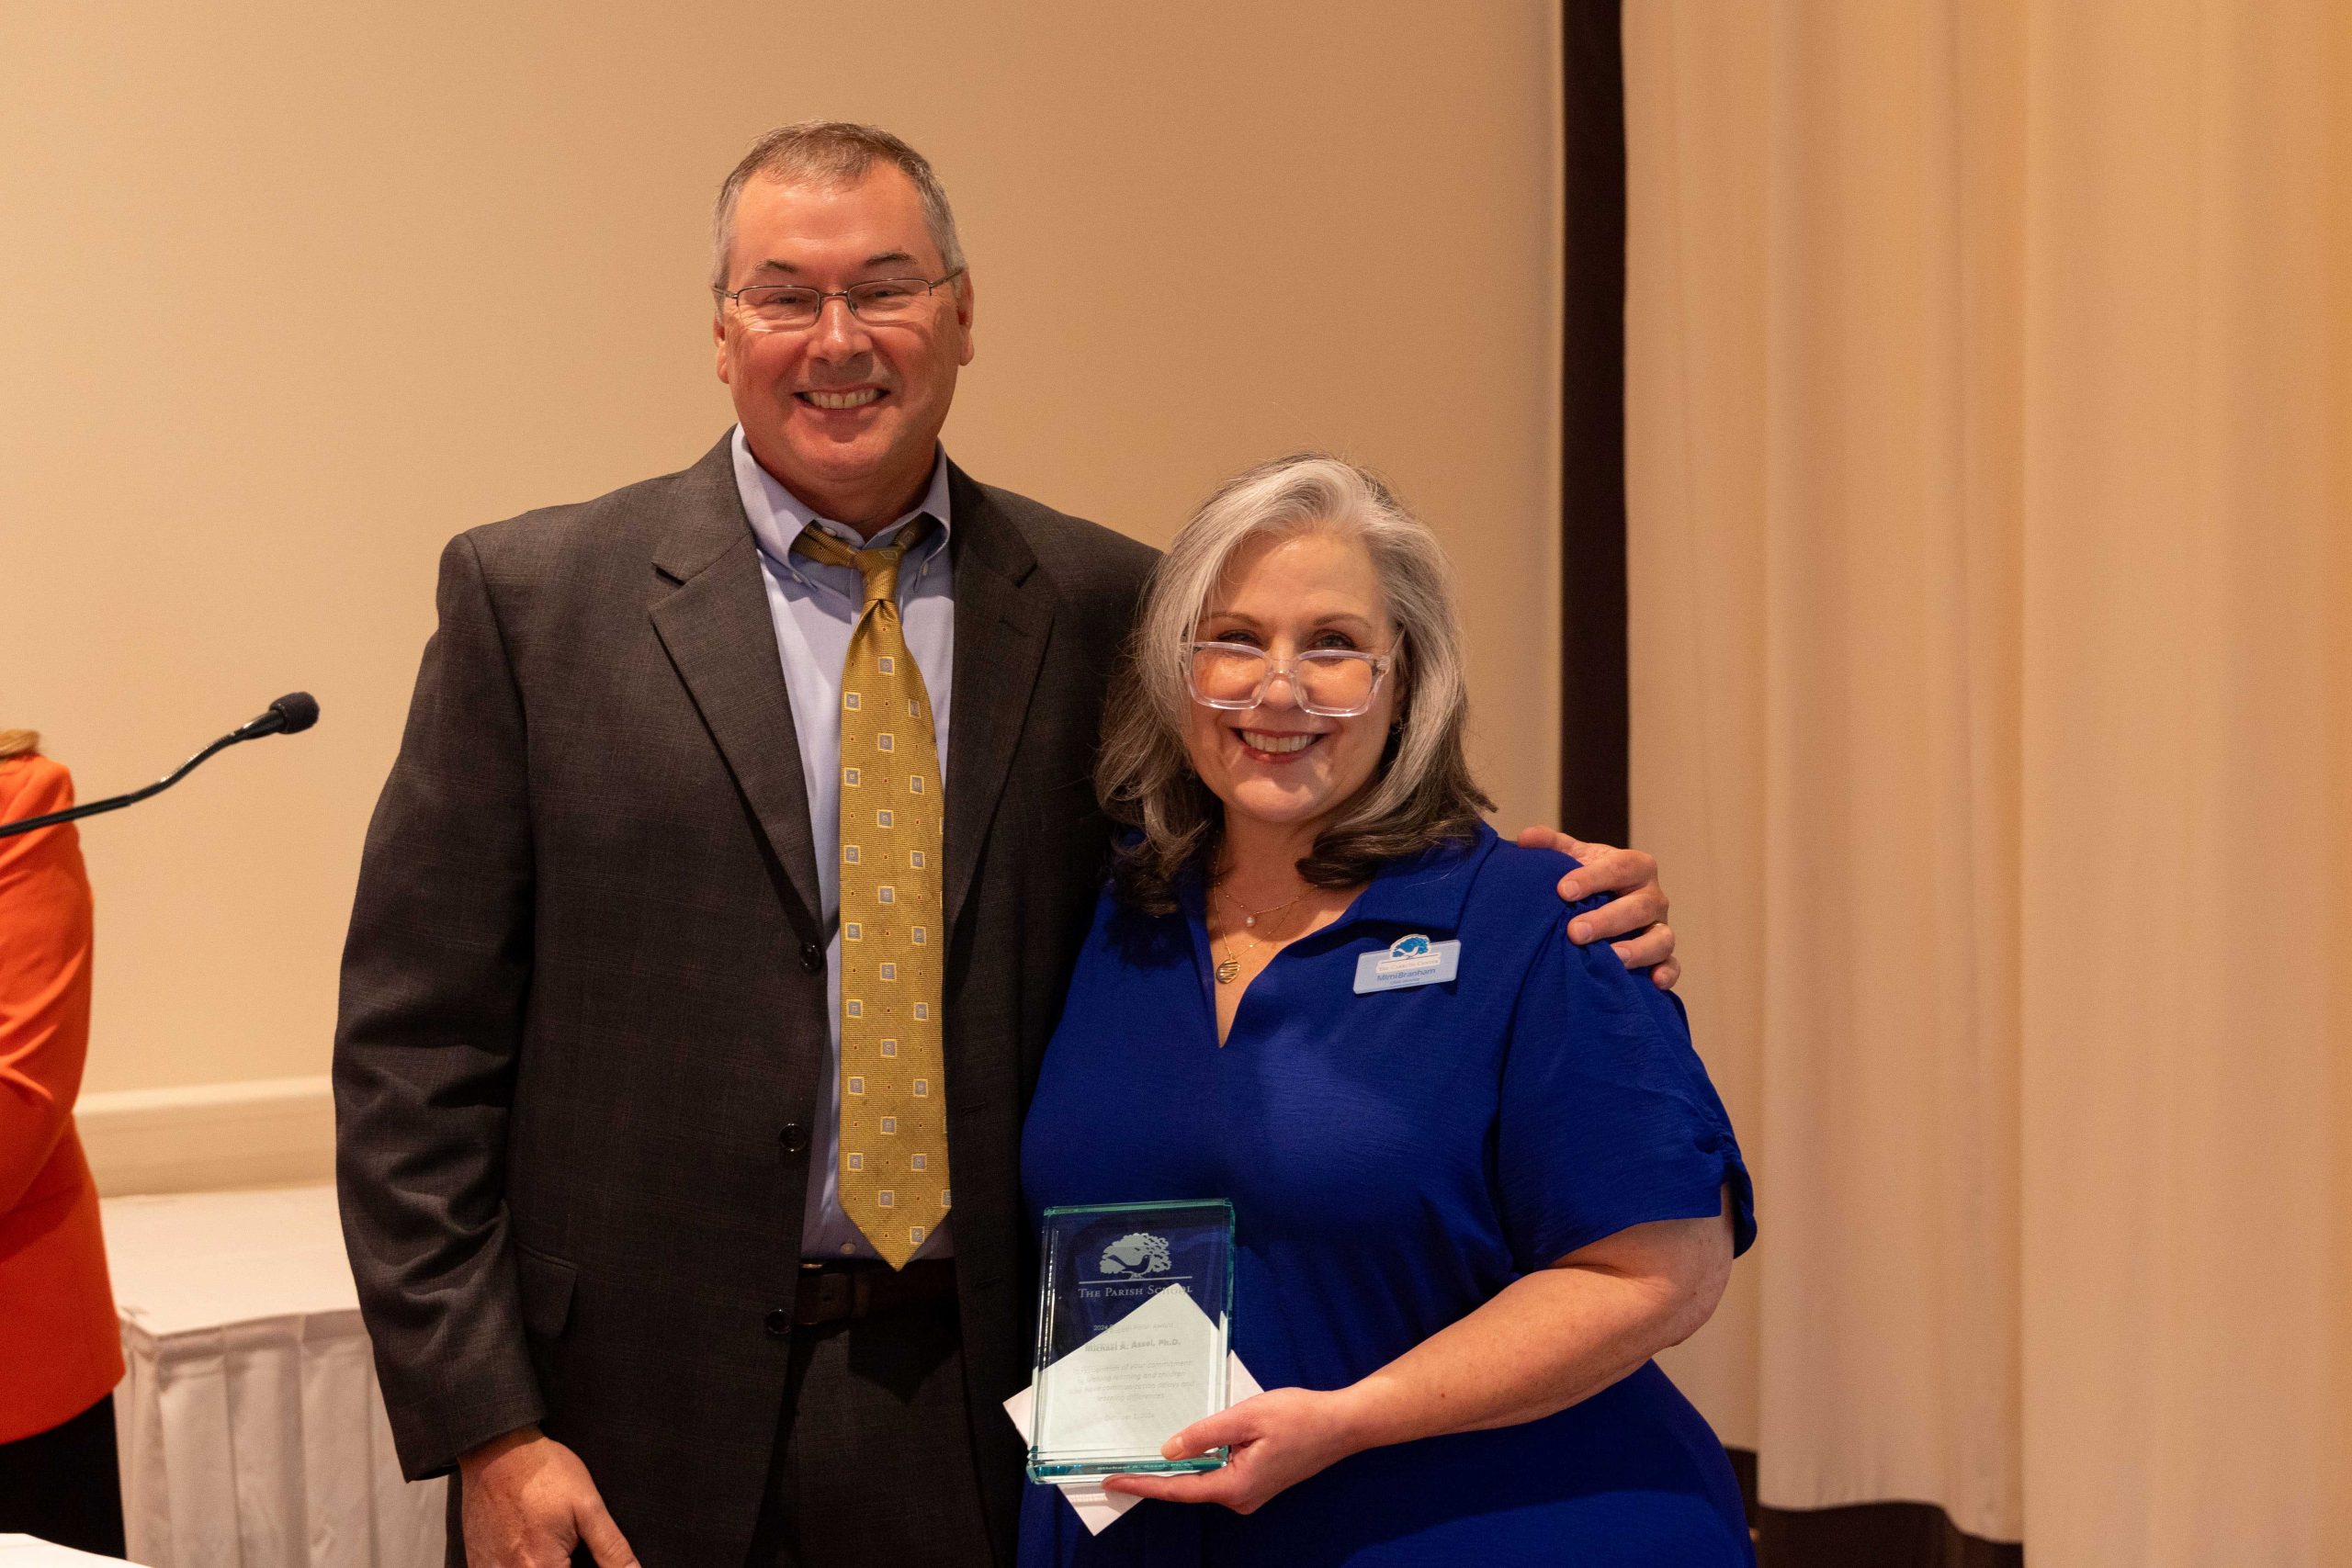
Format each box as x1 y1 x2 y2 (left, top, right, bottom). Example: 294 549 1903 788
1004 1308 1265 1538
1034 1279 1223 1458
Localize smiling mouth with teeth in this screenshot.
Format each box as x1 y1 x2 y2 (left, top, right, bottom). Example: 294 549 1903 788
1239 730 1320 755
801 389 885 411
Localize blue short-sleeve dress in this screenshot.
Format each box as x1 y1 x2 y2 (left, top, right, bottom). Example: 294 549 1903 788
1016 824 1757 1568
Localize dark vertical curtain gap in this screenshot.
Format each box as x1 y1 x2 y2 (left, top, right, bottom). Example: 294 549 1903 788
1563 5 2025 1562
1556 0 1630 847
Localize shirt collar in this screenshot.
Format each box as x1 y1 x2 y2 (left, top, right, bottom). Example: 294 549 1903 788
1322 820 1496 937
1179 819 1497 941
729 425 954 574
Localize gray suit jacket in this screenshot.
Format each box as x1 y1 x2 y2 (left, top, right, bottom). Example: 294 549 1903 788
334 435 1158 1564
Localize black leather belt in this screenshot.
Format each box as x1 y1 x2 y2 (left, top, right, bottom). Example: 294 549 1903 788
793 1258 957 1327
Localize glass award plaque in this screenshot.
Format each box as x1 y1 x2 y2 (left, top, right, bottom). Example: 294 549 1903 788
1027 1199 1234 1482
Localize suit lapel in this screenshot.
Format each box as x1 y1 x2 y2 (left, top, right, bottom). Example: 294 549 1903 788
647 438 825 935
943 463 1053 937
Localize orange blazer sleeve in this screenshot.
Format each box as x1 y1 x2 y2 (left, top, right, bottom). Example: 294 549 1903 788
0 752 123 1443
0 755 96 1210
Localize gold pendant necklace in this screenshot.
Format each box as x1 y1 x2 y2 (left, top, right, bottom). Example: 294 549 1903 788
1214 926 1260 986
1211 884 1300 985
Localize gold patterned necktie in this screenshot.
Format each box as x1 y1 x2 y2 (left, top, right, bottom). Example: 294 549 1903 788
793 518 950 1269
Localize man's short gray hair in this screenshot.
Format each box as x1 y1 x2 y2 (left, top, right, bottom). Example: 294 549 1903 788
1097 453 1493 912
710 121 967 291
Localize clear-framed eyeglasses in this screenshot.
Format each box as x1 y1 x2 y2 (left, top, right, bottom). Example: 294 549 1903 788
1182 638 1401 718
714 267 967 333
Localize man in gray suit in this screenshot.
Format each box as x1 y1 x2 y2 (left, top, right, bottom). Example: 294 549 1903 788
334 122 1678 1568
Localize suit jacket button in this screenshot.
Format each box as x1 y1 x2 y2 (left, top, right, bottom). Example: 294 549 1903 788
765 1307 793 1338
779 1122 808 1154
799 942 823 974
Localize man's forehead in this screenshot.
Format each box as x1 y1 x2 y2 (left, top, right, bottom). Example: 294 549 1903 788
749 249 921 277
737 167 922 226
730 171 938 269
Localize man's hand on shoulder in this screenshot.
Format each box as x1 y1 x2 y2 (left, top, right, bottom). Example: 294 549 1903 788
459 1426 639 1568
1515 827 1680 991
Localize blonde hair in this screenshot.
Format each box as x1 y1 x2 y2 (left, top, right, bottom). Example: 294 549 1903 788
0 730 39 761
1096 453 1491 913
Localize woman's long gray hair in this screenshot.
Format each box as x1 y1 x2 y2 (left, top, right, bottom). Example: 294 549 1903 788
1097 453 1492 914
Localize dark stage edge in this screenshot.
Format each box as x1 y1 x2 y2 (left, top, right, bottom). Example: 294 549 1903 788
1728 1449 2028 1568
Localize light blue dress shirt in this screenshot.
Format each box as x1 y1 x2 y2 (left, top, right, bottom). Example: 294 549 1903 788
729 427 956 1261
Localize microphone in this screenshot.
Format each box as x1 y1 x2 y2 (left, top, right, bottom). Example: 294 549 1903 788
232 692 321 740
0 693 322 840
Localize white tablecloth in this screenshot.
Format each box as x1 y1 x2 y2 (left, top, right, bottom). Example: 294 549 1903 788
101 1187 444 1568
0 1535 137 1565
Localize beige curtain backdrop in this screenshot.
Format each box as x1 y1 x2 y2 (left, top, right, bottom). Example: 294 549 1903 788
1625 2 2350 1564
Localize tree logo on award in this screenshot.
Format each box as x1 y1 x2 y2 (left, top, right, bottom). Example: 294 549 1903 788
1097 1232 1173 1277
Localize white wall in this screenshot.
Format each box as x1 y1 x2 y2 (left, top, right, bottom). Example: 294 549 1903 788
3 2 1563 1172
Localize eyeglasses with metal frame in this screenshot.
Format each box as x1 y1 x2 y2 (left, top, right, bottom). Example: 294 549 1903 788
1182 638 1400 718
715 267 967 333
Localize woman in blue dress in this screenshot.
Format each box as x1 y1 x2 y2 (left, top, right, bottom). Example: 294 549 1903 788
1018 455 1757 1567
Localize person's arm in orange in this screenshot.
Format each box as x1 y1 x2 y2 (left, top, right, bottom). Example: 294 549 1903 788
0 755 97 1213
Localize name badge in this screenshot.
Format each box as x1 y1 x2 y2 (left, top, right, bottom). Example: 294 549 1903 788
1353 933 1461 993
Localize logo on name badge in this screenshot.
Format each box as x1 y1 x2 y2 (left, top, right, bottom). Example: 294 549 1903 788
1354 933 1462 993
1376 934 1441 977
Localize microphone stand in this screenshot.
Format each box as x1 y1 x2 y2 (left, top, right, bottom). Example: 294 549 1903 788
0 696 318 840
